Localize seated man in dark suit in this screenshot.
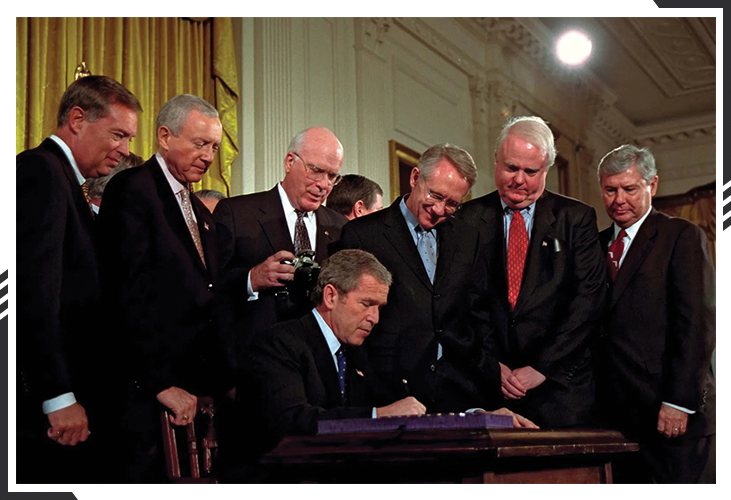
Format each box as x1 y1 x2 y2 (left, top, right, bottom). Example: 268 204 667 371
98 94 232 482
226 250 534 482
214 127 348 371
16 75 141 483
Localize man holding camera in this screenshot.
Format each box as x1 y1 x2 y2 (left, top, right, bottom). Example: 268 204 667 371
214 127 348 371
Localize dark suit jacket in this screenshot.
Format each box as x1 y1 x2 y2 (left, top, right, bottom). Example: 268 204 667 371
213 186 347 367
16 138 103 424
596 208 715 441
98 156 229 398
237 312 393 458
458 190 607 427
339 198 501 413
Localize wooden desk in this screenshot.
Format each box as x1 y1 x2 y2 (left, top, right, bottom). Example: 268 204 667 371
261 428 638 484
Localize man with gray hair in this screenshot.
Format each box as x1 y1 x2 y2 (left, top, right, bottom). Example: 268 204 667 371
595 144 715 483
339 143 504 414
98 94 231 481
458 116 606 429
214 127 348 372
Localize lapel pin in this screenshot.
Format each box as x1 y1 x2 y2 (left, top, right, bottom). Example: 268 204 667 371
324 230 330 237
355 369 364 377
542 241 547 247
204 222 210 231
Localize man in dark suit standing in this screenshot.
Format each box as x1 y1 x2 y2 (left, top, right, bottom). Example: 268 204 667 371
98 94 231 482
457 116 606 428
16 75 141 483
339 144 502 413
214 127 347 370
595 144 715 483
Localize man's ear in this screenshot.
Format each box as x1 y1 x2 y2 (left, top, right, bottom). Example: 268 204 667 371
67 107 87 134
322 284 339 310
409 167 420 190
157 126 172 151
353 199 366 217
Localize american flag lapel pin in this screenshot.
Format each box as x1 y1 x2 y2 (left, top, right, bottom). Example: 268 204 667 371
355 369 364 377
204 222 210 231
542 240 547 247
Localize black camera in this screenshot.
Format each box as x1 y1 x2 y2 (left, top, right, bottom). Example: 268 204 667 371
282 250 320 293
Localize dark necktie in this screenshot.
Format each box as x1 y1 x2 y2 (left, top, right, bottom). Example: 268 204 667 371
607 229 627 281
507 210 528 310
336 347 347 405
294 209 312 254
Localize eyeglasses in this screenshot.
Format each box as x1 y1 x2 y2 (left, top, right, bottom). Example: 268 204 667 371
423 181 462 214
292 152 342 186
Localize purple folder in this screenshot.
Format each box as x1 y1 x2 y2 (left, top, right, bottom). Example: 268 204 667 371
318 412 514 434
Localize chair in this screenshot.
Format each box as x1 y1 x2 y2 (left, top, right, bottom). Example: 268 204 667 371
160 396 219 483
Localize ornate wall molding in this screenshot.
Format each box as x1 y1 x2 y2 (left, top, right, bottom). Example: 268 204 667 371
355 17 392 55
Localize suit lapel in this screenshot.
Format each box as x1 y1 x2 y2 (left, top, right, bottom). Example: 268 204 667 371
434 218 458 286
314 208 337 263
258 187 296 255
148 159 208 276
303 313 342 407
44 139 95 228
610 209 659 308
514 193 556 313
382 201 433 290
479 193 509 304
192 195 216 278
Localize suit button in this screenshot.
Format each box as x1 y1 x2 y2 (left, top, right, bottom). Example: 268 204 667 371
430 364 436 372
434 294 441 300
207 283 214 291
435 329 443 335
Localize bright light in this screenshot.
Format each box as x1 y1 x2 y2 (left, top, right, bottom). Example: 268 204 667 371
556 30 592 66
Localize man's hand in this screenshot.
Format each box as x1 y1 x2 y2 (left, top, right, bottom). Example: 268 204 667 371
157 387 197 426
376 397 426 418
500 362 526 400
657 404 689 439
512 366 546 392
490 407 540 429
249 250 296 291
46 403 90 446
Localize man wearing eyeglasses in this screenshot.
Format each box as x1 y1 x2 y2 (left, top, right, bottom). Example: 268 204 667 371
339 143 502 413
214 127 348 372
457 116 606 429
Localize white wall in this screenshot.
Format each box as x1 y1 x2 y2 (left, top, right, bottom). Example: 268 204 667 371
232 17 716 225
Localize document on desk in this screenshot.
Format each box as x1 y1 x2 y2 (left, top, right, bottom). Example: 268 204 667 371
318 412 513 434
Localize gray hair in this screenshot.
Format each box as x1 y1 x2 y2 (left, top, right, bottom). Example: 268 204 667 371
417 143 478 188
86 152 145 198
155 94 218 136
326 174 383 216
286 128 309 155
312 249 392 306
57 75 142 127
194 189 227 201
495 116 557 170
597 144 657 183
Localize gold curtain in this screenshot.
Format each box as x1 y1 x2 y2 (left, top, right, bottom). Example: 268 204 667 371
654 182 716 266
16 17 239 195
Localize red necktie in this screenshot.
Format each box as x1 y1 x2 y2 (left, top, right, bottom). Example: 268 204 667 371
507 210 528 310
607 229 627 281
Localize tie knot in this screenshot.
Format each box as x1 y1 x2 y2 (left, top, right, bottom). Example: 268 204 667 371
295 209 307 221
617 229 627 241
512 209 525 221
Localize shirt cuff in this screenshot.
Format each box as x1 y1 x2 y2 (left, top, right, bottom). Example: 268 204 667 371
42 392 77 414
247 271 259 301
662 402 695 414
372 407 377 418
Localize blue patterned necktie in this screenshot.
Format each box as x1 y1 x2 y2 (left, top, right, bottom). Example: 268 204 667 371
416 226 437 283
336 346 347 405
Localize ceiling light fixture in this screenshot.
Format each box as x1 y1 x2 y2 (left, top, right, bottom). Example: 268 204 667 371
556 30 592 66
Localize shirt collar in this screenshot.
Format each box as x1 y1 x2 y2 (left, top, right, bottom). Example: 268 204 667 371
277 182 314 219
312 309 342 358
614 205 652 241
50 135 85 185
399 195 422 232
156 152 187 195
500 197 536 217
